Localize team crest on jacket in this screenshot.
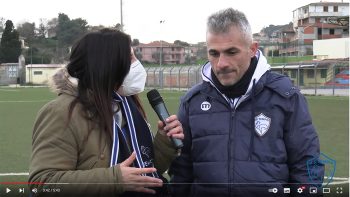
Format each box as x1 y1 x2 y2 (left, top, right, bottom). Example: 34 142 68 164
255 113 271 136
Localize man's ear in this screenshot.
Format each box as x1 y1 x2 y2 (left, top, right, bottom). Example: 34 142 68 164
250 42 258 57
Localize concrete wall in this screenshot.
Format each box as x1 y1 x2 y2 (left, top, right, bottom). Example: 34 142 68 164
26 64 64 84
313 38 349 59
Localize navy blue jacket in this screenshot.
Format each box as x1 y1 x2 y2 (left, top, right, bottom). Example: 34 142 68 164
169 53 323 197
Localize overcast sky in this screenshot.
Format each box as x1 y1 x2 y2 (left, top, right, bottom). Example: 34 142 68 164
1 0 348 43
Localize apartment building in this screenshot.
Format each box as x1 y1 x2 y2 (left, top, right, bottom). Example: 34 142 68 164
134 41 185 64
276 25 298 56
290 1 349 56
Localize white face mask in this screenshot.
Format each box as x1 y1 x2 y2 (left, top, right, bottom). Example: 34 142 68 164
117 60 147 96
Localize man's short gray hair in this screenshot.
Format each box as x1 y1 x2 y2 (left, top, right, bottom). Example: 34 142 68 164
207 8 253 43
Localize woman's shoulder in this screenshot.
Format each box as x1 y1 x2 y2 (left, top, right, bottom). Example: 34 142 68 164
39 94 76 115
33 94 88 140
35 94 87 127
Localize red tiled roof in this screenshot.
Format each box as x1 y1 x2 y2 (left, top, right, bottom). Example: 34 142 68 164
138 41 181 48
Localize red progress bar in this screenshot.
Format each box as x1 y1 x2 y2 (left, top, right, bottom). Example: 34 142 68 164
0 182 45 185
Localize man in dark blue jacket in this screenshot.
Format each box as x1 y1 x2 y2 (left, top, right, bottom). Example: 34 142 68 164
169 8 324 197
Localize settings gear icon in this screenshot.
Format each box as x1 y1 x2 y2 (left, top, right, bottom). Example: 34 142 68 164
297 187 303 193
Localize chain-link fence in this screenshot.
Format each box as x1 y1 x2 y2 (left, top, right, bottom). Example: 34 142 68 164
146 60 349 96
145 66 202 91
1 61 348 96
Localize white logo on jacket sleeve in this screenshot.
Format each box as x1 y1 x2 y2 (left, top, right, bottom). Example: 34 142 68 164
201 101 211 111
255 113 271 136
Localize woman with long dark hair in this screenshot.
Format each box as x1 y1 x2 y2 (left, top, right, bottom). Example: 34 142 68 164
29 28 183 197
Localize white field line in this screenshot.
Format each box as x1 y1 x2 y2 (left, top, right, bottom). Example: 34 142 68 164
0 172 29 176
0 89 19 92
0 100 49 103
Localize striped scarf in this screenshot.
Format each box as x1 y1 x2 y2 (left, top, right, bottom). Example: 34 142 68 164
110 92 159 178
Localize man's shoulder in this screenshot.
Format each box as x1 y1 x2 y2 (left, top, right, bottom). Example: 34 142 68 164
264 71 299 98
181 82 207 102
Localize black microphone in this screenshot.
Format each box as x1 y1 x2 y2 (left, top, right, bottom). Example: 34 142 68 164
147 89 183 149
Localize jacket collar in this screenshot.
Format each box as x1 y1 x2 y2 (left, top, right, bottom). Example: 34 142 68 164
201 50 270 98
49 68 78 96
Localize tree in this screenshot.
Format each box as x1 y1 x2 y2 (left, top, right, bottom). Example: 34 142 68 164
37 18 48 38
115 23 123 31
56 13 88 47
0 20 21 63
0 17 5 32
174 40 190 47
56 13 71 47
70 18 88 37
89 25 107 32
132 39 140 46
17 22 36 44
47 18 58 38
27 46 51 64
55 13 88 61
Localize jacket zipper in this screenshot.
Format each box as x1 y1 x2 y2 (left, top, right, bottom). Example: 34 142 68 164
203 87 252 196
205 93 234 195
228 108 235 197
229 96 242 197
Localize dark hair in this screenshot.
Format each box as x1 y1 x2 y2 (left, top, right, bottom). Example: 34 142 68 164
67 28 131 136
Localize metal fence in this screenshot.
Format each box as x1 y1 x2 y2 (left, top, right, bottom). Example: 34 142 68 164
145 65 203 91
145 61 349 96
1 61 348 96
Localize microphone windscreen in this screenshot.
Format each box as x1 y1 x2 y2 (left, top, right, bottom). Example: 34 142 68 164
147 89 164 107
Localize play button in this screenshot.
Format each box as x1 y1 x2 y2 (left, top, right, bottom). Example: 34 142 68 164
6 188 11 193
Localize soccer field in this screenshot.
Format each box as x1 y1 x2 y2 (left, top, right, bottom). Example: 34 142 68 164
0 87 348 194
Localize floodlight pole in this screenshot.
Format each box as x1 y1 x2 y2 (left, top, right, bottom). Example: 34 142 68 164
159 20 165 89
